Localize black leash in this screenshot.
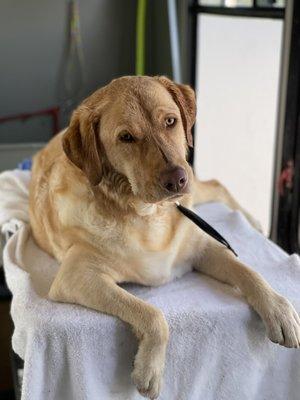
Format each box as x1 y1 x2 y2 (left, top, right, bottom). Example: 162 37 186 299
176 202 238 257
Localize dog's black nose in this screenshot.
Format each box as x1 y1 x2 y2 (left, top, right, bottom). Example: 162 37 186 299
160 167 188 193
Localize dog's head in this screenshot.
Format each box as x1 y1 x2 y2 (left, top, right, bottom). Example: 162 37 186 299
63 76 196 204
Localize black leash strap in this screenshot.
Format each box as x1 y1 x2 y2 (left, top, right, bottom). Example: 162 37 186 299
176 203 238 257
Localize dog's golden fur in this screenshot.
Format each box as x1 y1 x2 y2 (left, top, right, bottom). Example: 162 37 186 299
29 76 300 399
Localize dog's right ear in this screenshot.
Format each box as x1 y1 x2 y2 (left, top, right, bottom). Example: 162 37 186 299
155 76 196 148
62 107 102 186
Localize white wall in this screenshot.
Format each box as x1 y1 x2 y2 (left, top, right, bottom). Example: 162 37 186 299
194 15 283 234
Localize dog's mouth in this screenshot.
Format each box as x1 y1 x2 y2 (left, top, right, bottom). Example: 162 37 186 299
138 189 187 205
131 168 191 204
168 193 185 200
156 186 190 204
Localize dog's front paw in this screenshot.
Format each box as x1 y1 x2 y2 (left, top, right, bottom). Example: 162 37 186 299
132 361 163 400
131 342 166 399
262 294 300 348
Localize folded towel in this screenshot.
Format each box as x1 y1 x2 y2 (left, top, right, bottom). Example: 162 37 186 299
1 170 300 400
0 169 30 229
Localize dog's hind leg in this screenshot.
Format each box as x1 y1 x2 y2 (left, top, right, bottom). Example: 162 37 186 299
49 245 169 400
192 178 262 232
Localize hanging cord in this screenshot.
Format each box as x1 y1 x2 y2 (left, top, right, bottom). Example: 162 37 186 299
69 0 84 63
65 0 85 92
135 0 147 75
175 202 238 257
58 0 85 125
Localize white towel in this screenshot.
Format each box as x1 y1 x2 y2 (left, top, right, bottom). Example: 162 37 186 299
1 169 300 400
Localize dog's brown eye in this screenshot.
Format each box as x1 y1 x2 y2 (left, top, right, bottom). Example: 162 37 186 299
165 117 176 128
119 132 135 143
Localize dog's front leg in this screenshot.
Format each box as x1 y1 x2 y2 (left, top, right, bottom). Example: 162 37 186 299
49 245 169 399
193 237 300 348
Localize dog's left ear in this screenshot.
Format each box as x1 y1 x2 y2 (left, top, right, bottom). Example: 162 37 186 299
62 107 102 186
156 76 196 147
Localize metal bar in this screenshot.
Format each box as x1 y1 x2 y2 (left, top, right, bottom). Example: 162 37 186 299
187 0 198 167
0 107 60 136
168 0 182 83
271 0 300 253
135 0 147 75
290 125 300 252
191 5 285 19
189 1 198 90
282 0 300 253
270 0 294 247
0 107 59 124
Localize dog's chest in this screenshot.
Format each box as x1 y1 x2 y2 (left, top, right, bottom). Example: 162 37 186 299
57 194 194 285
130 251 193 286
122 215 193 286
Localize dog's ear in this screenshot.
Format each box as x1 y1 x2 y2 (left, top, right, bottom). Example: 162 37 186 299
62 107 102 186
156 76 196 147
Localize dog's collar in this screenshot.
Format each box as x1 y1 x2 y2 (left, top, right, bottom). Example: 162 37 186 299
175 202 238 257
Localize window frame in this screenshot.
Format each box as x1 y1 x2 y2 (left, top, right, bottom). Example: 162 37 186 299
188 0 300 253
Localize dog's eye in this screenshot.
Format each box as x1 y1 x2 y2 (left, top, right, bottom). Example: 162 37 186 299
165 117 176 128
119 132 135 143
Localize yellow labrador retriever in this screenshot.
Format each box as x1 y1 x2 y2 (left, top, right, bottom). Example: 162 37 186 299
29 76 300 399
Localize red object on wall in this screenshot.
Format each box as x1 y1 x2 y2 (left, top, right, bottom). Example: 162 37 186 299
278 160 294 196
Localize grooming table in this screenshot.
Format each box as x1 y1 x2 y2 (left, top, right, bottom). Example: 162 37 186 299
1 170 300 400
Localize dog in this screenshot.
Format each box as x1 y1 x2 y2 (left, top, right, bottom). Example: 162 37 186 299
29 76 300 399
